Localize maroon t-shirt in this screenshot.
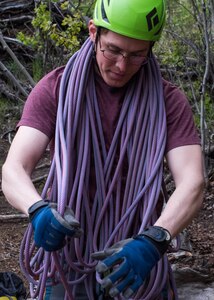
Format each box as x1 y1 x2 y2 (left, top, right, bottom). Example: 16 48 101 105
18 66 200 153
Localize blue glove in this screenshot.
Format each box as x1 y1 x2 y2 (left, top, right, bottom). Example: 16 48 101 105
29 201 83 251
92 226 171 299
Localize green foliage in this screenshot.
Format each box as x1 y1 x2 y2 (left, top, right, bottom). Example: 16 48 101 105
204 98 214 128
157 1 201 67
32 56 44 82
0 97 20 125
5 60 27 83
194 97 214 128
17 1 86 69
5 60 21 78
50 13 82 51
155 0 214 137
0 97 9 116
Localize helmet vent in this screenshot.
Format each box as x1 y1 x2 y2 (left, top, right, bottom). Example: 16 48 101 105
101 0 109 23
146 8 159 31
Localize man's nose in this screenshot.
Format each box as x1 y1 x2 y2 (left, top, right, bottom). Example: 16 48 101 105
115 56 128 72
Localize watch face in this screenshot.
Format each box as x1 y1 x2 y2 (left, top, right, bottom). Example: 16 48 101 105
157 228 171 242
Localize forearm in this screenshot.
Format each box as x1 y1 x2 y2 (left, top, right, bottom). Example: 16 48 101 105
1 127 50 215
2 161 42 215
155 177 204 238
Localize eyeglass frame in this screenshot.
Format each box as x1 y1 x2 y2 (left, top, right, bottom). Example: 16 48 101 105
97 35 149 66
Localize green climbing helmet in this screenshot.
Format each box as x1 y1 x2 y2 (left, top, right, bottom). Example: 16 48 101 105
93 0 166 41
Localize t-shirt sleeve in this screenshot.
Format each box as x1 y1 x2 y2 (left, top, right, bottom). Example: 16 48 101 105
17 66 65 139
163 79 201 154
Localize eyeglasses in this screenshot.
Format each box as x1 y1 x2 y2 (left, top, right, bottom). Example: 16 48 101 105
98 38 148 66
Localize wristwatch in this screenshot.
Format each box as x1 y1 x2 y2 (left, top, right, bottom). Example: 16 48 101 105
134 226 172 255
142 226 171 243
28 199 49 221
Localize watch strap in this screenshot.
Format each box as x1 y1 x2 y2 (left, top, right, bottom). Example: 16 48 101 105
134 226 172 255
28 199 49 221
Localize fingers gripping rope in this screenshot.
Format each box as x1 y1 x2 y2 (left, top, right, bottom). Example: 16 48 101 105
20 38 177 299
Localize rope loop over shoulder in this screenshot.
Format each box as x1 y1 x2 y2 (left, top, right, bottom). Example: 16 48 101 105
20 38 177 299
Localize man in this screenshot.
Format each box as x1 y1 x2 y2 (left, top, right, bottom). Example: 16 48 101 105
2 0 204 299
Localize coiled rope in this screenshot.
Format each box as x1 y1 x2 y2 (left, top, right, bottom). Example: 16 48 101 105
20 37 178 299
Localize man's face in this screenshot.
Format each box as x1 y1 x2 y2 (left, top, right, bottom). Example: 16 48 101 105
89 24 151 88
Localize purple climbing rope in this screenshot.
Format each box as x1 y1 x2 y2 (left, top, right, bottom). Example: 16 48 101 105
19 37 178 300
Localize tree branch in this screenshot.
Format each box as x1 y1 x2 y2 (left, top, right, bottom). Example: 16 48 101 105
200 0 211 182
0 30 35 87
0 61 28 97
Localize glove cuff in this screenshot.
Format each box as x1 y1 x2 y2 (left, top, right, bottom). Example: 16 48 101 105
134 226 172 255
28 199 49 221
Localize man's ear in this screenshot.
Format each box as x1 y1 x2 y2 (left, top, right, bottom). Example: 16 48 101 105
88 20 97 42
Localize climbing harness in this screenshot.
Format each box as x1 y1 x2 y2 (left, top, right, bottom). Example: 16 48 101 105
20 37 178 299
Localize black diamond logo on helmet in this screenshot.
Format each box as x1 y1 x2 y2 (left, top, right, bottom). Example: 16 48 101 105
146 8 159 31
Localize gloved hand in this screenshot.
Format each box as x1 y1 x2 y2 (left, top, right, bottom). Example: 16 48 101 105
29 201 83 251
92 226 171 299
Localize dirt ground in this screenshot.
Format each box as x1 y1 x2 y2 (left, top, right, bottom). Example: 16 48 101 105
0 131 214 296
